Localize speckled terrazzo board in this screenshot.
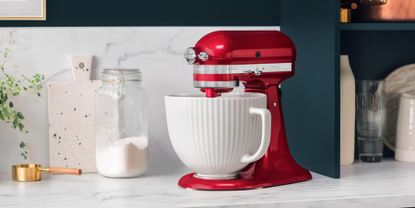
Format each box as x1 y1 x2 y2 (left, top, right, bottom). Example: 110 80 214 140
48 80 102 172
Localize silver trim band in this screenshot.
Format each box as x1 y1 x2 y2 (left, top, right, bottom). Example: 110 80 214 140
193 63 292 74
194 80 238 88
194 173 239 180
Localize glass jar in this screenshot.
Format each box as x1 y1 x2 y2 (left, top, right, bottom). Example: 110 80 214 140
95 69 148 178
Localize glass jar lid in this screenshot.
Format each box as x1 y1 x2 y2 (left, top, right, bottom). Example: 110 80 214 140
101 68 141 82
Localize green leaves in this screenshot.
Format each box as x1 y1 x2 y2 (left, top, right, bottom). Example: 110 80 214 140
0 72 44 133
19 141 26 148
5 73 44 134
18 123 24 131
20 153 27 160
3 48 10 58
20 141 28 160
0 32 42 161
22 74 44 94
16 112 24 119
12 119 18 129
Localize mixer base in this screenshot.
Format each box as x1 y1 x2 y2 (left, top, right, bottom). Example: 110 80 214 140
178 169 311 190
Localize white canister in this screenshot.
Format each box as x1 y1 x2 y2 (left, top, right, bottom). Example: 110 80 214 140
395 93 415 162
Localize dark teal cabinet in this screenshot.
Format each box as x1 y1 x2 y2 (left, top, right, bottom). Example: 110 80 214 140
281 0 415 178
281 0 340 178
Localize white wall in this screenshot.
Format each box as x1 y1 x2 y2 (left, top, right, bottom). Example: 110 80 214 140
0 27 277 174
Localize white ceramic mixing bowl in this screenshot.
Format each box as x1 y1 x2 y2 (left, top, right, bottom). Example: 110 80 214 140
165 92 271 179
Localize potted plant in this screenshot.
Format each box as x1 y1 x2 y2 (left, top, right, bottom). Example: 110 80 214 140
0 31 43 159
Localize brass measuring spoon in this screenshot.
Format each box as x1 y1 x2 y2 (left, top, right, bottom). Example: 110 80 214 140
12 164 82 182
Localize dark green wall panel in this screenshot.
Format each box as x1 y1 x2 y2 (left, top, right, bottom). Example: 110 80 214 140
281 0 340 178
341 31 415 80
0 0 280 26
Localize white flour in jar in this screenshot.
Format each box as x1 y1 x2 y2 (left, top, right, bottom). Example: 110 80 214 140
96 136 148 178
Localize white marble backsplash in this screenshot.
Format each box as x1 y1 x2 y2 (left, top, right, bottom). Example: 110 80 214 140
0 27 277 173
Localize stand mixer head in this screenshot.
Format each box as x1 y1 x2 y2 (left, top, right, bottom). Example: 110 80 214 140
184 31 295 97
178 30 311 190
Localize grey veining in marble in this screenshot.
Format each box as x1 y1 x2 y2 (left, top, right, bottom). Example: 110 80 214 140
0 161 415 208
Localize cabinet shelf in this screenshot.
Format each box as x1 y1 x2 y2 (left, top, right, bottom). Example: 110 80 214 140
341 23 415 31
280 0 415 179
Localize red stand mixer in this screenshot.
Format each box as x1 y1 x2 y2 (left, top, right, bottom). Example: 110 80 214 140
180 30 312 190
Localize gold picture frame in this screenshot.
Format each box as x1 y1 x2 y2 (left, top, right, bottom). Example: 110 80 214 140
0 0 46 21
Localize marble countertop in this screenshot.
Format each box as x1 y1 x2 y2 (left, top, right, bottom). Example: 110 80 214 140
1 160 415 208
